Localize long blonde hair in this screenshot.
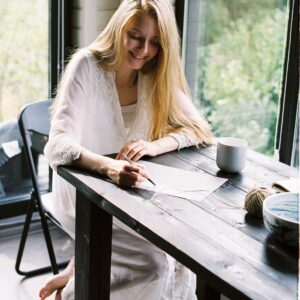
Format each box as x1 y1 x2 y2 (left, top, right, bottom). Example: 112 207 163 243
58 0 212 144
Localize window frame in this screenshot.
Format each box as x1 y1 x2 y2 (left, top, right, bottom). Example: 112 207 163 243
0 0 73 219
275 0 299 166
50 0 73 97
184 0 298 166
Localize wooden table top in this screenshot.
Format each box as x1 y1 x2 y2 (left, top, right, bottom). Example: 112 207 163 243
58 145 298 300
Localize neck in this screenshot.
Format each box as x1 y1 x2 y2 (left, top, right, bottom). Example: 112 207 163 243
115 64 138 88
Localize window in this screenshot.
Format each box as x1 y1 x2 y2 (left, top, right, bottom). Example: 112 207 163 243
0 0 73 218
0 0 48 210
194 0 288 158
0 0 48 122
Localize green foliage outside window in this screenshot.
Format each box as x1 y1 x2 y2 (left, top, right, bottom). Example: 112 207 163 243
196 0 287 156
0 0 48 123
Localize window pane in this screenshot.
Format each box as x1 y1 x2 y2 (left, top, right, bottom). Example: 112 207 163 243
0 0 48 203
0 0 48 122
196 0 288 157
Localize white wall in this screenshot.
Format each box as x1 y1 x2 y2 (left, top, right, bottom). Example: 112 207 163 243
184 0 200 98
71 0 176 47
71 0 121 47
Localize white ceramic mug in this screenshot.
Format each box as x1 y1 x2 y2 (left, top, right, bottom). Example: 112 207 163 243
216 137 248 173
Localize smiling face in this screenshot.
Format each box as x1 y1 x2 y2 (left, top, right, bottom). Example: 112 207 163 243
122 14 160 71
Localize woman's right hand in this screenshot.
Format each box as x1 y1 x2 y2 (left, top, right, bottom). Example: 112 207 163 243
104 159 149 188
72 150 149 188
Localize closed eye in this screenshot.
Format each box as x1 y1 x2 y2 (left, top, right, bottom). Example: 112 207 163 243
127 30 160 47
127 31 143 41
151 39 160 46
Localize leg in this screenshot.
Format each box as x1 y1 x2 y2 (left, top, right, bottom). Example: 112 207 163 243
75 190 113 300
39 257 74 299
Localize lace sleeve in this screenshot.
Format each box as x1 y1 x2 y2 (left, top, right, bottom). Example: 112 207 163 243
44 49 91 171
168 90 210 149
44 134 85 171
168 132 202 150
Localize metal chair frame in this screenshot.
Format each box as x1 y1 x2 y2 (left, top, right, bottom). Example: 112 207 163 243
15 99 68 277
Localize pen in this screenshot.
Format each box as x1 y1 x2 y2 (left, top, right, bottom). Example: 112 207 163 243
121 153 156 186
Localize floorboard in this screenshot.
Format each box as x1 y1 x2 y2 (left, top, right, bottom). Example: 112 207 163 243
0 215 230 300
0 214 74 300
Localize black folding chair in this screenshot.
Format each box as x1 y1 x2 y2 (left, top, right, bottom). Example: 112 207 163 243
15 99 68 277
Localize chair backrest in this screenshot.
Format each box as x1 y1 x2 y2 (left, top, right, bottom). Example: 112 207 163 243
18 99 53 196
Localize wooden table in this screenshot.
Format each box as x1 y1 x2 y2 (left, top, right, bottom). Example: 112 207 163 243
58 145 298 300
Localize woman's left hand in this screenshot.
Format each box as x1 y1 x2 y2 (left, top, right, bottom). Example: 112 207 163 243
116 139 158 162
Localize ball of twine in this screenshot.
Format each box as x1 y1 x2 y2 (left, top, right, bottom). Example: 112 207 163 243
244 187 273 217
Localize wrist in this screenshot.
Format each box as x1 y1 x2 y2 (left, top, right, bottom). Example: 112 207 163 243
72 150 114 176
150 141 160 156
95 155 112 176
152 136 179 156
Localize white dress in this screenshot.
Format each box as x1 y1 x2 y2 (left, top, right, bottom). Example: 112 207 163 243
44 48 200 300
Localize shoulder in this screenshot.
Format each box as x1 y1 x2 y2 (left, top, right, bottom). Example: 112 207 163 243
67 48 93 73
65 48 110 84
68 49 114 86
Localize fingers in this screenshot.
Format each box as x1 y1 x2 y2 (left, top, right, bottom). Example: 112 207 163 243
116 139 144 161
116 151 124 160
119 164 149 187
131 148 147 162
124 164 148 178
128 144 145 161
108 155 149 188
118 170 141 187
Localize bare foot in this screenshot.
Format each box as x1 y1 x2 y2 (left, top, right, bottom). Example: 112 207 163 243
39 257 74 299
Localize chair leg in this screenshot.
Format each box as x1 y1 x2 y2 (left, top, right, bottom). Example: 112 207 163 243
15 191 68 277
36 192 60 275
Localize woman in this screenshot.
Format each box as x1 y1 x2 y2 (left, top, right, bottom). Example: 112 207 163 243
40 0 212 299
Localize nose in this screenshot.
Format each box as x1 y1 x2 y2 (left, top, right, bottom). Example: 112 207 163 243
138 40 150 55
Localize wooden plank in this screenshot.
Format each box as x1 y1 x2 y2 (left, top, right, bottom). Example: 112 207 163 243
151 151 297 263
192 145 297 178
151 193 297 281
58 166 297 300
75 190 112 300
195 192 297 267
151 150 258 192
198 192 268 241
173 148 291 192
150 153 271 246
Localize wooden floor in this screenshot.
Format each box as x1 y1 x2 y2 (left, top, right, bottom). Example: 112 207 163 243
0 214 74 300
0 215 230 300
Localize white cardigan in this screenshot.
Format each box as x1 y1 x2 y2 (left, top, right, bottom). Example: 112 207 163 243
44 49 198 300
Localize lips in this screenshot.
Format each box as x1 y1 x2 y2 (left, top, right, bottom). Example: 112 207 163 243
130 51 146 60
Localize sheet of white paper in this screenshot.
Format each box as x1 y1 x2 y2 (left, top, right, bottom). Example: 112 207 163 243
137 160 227 202
2 141 22 158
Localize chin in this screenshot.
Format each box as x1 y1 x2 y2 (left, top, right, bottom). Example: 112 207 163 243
128 61 146 70
126 55 148 70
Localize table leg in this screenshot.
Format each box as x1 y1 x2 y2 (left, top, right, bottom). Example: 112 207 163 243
196 276 221 300
75 190 113 300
